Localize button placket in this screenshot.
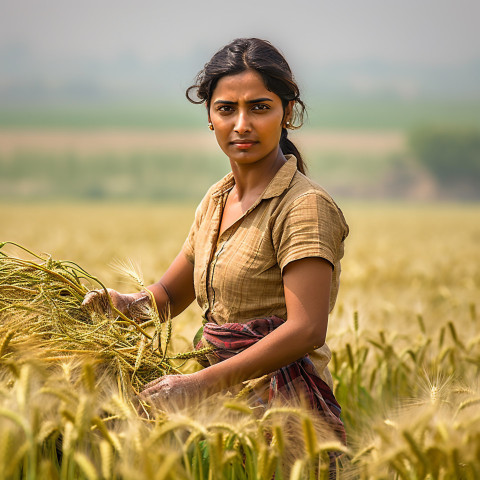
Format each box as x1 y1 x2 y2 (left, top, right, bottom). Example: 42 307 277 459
208 227 237 316
207 189 268 317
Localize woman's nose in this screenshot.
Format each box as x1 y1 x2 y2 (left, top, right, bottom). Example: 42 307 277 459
234 112 251 134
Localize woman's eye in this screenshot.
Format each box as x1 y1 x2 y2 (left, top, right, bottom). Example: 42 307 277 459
252 104 270 111
217 105 233 112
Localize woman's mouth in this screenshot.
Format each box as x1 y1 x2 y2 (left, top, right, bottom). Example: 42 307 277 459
231 140 257 149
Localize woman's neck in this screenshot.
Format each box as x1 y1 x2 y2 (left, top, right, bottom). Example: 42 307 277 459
229 148 287 201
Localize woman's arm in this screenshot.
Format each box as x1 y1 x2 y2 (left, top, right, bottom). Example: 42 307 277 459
141 257 332 404
144 251 196 318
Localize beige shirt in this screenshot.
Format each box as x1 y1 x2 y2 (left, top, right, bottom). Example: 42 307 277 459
182 155 349 388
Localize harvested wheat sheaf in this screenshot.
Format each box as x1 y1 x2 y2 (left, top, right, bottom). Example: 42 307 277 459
0 242 206 396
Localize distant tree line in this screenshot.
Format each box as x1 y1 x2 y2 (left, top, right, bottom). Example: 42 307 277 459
409 126 480 200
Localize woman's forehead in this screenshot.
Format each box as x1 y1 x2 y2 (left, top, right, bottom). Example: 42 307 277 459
212 70 274 101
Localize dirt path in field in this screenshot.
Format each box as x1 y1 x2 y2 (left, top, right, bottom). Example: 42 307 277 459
0 129 405 155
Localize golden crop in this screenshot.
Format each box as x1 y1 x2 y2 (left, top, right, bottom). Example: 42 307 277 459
1 202 479 479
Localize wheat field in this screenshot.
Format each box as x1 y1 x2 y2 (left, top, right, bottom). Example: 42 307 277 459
1 201 479 479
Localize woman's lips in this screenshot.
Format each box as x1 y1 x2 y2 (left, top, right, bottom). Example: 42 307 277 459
231 141 257 149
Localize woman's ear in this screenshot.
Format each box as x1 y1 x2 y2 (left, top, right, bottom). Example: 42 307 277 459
283 100 295 127
206 104 214 131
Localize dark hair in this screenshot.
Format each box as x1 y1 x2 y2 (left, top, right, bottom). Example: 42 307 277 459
186 38 307 174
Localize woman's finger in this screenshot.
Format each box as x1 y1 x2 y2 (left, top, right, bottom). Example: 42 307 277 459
141 379 170 398
142 376 165 391
81 289 103 307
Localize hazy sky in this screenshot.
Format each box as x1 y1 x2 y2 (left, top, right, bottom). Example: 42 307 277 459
1 0 479 67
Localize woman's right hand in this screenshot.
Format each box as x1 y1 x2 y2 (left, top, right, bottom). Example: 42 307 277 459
81 289 151 321
81 250 195 323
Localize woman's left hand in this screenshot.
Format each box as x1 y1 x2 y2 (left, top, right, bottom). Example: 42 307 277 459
138 373 203 411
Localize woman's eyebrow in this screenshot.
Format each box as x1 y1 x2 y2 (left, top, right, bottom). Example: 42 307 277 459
213 97 274 105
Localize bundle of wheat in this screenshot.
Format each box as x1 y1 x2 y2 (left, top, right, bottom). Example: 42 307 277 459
0 242 207 398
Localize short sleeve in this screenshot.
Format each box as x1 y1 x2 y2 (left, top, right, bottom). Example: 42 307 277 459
272 192 348 272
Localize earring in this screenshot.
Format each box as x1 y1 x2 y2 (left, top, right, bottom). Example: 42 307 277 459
285 121 291 128
208 122 214 131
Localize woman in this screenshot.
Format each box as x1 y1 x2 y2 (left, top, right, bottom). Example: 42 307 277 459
83 37 348 446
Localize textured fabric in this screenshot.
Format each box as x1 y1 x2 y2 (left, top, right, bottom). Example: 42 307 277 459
196 316 346 444
182 155 349 389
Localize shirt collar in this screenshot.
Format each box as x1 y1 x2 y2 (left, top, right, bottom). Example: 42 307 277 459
211 155 298 202
262 154 298 199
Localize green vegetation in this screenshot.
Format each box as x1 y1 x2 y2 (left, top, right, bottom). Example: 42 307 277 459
0 103 206 130
409 125 480 199
0 152 229 202
305 99 480 130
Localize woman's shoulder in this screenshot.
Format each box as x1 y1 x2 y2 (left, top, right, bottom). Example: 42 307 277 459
288 170 336 205
285 170 348 229
271 169 349 266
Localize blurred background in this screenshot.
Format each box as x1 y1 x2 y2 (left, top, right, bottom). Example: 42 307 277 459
1 0 480 203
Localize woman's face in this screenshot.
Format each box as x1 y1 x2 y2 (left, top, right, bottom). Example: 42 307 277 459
208 69 292 167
